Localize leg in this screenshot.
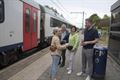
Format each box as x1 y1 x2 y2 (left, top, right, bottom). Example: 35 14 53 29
50 55 60 79
67 51 75 74
60 50 66 67
58 56 61 65
86 49 94 76
66 49 70 67
82 48 87 73
69 51 75 71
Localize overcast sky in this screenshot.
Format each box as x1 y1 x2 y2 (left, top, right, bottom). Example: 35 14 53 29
34 0 117 28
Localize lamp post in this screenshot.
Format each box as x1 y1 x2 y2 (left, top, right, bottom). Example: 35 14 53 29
71 11 86 28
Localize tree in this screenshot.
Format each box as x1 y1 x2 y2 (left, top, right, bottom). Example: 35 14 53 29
98 19 110 28
98 14 110 28
89 14 100 22
88 14 110 37
103 14 110 19
89 14 101 27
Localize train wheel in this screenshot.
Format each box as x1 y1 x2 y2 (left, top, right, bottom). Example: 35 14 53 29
0 52 8 66
9 50 18 64
16 47 23 59
0 53 2 68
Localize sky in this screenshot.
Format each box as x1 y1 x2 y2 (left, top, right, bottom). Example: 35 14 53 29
34 0 117 28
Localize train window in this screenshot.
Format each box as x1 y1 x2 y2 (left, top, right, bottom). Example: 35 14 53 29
25 9 30 32
33 12 37 32
0 0 4 23
50 18 61 27
111 11 120 24
50 18 53 27
111 26 120 31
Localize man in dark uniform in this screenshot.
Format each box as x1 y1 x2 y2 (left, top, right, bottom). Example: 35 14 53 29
76 19 99 80
59 24 69 67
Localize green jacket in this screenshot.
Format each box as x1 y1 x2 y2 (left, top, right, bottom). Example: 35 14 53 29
69 32 79 50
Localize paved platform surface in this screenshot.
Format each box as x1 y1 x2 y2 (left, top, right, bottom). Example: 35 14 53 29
0 41 120 80
0 48 51 80
38 46 120 80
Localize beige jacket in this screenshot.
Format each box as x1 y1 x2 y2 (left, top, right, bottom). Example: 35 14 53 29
50 35 67 56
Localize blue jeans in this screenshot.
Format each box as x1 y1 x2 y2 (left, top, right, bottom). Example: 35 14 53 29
50 55 60 79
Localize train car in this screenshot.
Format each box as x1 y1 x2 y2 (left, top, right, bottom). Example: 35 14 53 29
0 0 41 66
109 0 120 65
0 0 73 66
39 5 73 46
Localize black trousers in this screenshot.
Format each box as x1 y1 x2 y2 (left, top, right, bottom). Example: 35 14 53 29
59 49 66 66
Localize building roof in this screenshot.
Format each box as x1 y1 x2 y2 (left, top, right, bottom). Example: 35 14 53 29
111 0 120 11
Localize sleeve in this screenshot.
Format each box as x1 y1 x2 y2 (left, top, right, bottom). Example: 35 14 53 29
55 38 67 50
94 29 99 39
73 34 79 50
63 33 70 43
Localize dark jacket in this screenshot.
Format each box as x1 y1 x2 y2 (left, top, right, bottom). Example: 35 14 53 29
60 30 69 44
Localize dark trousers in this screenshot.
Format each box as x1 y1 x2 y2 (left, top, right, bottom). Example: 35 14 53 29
59 49 66 66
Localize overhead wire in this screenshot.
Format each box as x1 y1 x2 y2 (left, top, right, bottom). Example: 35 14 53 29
54 0 80 25
55 0 82 26
40 0 74 24
49 0 66 13
49 0 73 21
56 0 70 13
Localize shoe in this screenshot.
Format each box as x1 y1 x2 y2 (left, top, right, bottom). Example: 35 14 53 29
67 70 72 74
76 72 84 76
66 67 70 70
53 78 57 80
85 75 91 80
54 78 57 80
59 64 65 67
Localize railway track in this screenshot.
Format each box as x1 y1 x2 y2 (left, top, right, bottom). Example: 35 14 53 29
0 45 49 70
0 47 49 80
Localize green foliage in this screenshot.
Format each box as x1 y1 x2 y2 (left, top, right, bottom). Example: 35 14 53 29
103 14 110 19
89 14 101 25
88 14 110 30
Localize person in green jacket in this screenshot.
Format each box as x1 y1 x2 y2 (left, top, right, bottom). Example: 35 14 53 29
66 26 79 74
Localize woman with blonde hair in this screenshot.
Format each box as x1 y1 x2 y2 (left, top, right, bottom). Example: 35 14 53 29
49 27 69 80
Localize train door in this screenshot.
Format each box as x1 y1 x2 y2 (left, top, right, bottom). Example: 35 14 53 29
31 8 38 48
23 3 38 51
40 13 45 43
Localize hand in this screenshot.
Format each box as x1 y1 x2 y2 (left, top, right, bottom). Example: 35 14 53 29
72 47 77 51
81 41 84 46
65 43 69 47
61 40 66 44
71 48 77 55
71 48 75 52
67 45 73 50
81 41 89 46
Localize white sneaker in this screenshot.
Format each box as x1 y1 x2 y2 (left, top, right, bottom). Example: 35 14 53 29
67 70 72 74
85 76 91 80
76 72 83 76
53 78 57 80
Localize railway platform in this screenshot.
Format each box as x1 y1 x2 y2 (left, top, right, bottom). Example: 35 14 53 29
0 45 120 80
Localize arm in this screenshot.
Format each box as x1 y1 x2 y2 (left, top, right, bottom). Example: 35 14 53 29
82 29 99 46
62 32 70 43
73 34 79 50
82 38 99 45
55 37 68 50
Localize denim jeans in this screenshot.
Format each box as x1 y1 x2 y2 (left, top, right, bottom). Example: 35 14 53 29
50 55 60 79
